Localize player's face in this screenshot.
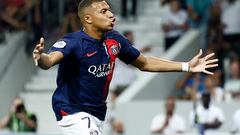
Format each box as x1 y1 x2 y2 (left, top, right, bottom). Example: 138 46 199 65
90 1 115 31
170 1 180 13
202 95 210 109
165 99 175 115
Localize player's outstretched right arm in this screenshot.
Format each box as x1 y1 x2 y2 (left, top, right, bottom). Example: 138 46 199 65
32 38 64 69
131 49 218 75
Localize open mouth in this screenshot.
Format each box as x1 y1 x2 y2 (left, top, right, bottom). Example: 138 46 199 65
111 18 116 25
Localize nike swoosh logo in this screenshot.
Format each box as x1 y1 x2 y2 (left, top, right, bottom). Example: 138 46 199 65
86 51 97 57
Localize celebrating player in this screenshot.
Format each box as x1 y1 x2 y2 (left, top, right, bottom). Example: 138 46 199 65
32 0 218 135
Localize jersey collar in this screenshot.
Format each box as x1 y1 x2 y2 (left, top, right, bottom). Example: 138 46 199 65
80 30 106 43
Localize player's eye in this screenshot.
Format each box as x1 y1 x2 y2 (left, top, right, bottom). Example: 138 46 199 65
101 9 107 14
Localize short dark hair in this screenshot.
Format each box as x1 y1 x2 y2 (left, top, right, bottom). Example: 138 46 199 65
166 96 176 102
78 0 107 19
202 92 211 99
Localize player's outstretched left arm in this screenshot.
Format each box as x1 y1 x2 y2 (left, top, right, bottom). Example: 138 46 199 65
32 37 64 69
131 49 218 75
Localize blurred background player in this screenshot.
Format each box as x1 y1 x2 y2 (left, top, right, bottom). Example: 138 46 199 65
224 59 240 100
189 92 224 135
0 97 37 132
150 97 186 135
162 0 188 50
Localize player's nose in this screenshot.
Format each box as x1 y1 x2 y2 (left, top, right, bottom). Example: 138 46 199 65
107 10 114 19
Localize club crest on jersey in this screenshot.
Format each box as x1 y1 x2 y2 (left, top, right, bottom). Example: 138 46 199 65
111 45 120 55
105 39 121 56
53 41 66 48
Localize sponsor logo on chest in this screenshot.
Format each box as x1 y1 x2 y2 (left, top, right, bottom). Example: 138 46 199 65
86 39 120 78
88 62 115 78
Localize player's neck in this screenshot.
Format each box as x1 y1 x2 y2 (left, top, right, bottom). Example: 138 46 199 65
83 27 105 40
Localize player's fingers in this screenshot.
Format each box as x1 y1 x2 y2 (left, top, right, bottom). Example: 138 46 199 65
34 45 44 53
32 53 37 61
203 70 214 75
32 54 38 66
33 55 37 60
204 53 215 60
39 46 44 51
40 37 45 47
206 64 218 69
32 50 40 60
32 52 39 66
34 44 41 50
196 49 203 58
34 59 38 66
206 59 218 65
32 52 38 60
33 49 39 54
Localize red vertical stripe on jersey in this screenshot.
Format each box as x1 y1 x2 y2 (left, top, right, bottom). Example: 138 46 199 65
103 39 120 98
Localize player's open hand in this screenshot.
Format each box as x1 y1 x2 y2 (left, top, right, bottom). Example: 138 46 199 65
33 37 45 66
188 49 218 75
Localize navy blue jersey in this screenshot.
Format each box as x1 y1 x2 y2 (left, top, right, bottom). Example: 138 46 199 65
48 30 140 121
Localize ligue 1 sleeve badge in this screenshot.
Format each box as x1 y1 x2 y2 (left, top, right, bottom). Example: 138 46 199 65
53 40 67 48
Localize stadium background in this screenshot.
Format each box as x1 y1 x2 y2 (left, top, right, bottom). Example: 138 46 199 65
0 0 240 134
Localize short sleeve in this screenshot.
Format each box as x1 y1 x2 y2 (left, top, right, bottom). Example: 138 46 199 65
110 31 140 64
48 38 75 57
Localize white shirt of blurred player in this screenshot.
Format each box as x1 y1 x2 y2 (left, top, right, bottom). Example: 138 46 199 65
189 104 224 135
224 79 240 93
162 8 188 38
221 0 240 34
212 87 224 103
150 114 186 135
232 109 240 132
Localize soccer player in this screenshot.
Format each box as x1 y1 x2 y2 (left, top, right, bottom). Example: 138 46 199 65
150 97 186 134
32 0 218 135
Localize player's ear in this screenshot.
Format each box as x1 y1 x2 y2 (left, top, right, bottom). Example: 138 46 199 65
84 15 92 24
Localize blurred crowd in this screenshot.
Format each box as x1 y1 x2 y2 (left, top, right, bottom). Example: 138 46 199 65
0 97 37 132
0 0 81 55
113 0 240 103
110 0 240 135
167 0 240 103
149 93 239 135
0 0 43 55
